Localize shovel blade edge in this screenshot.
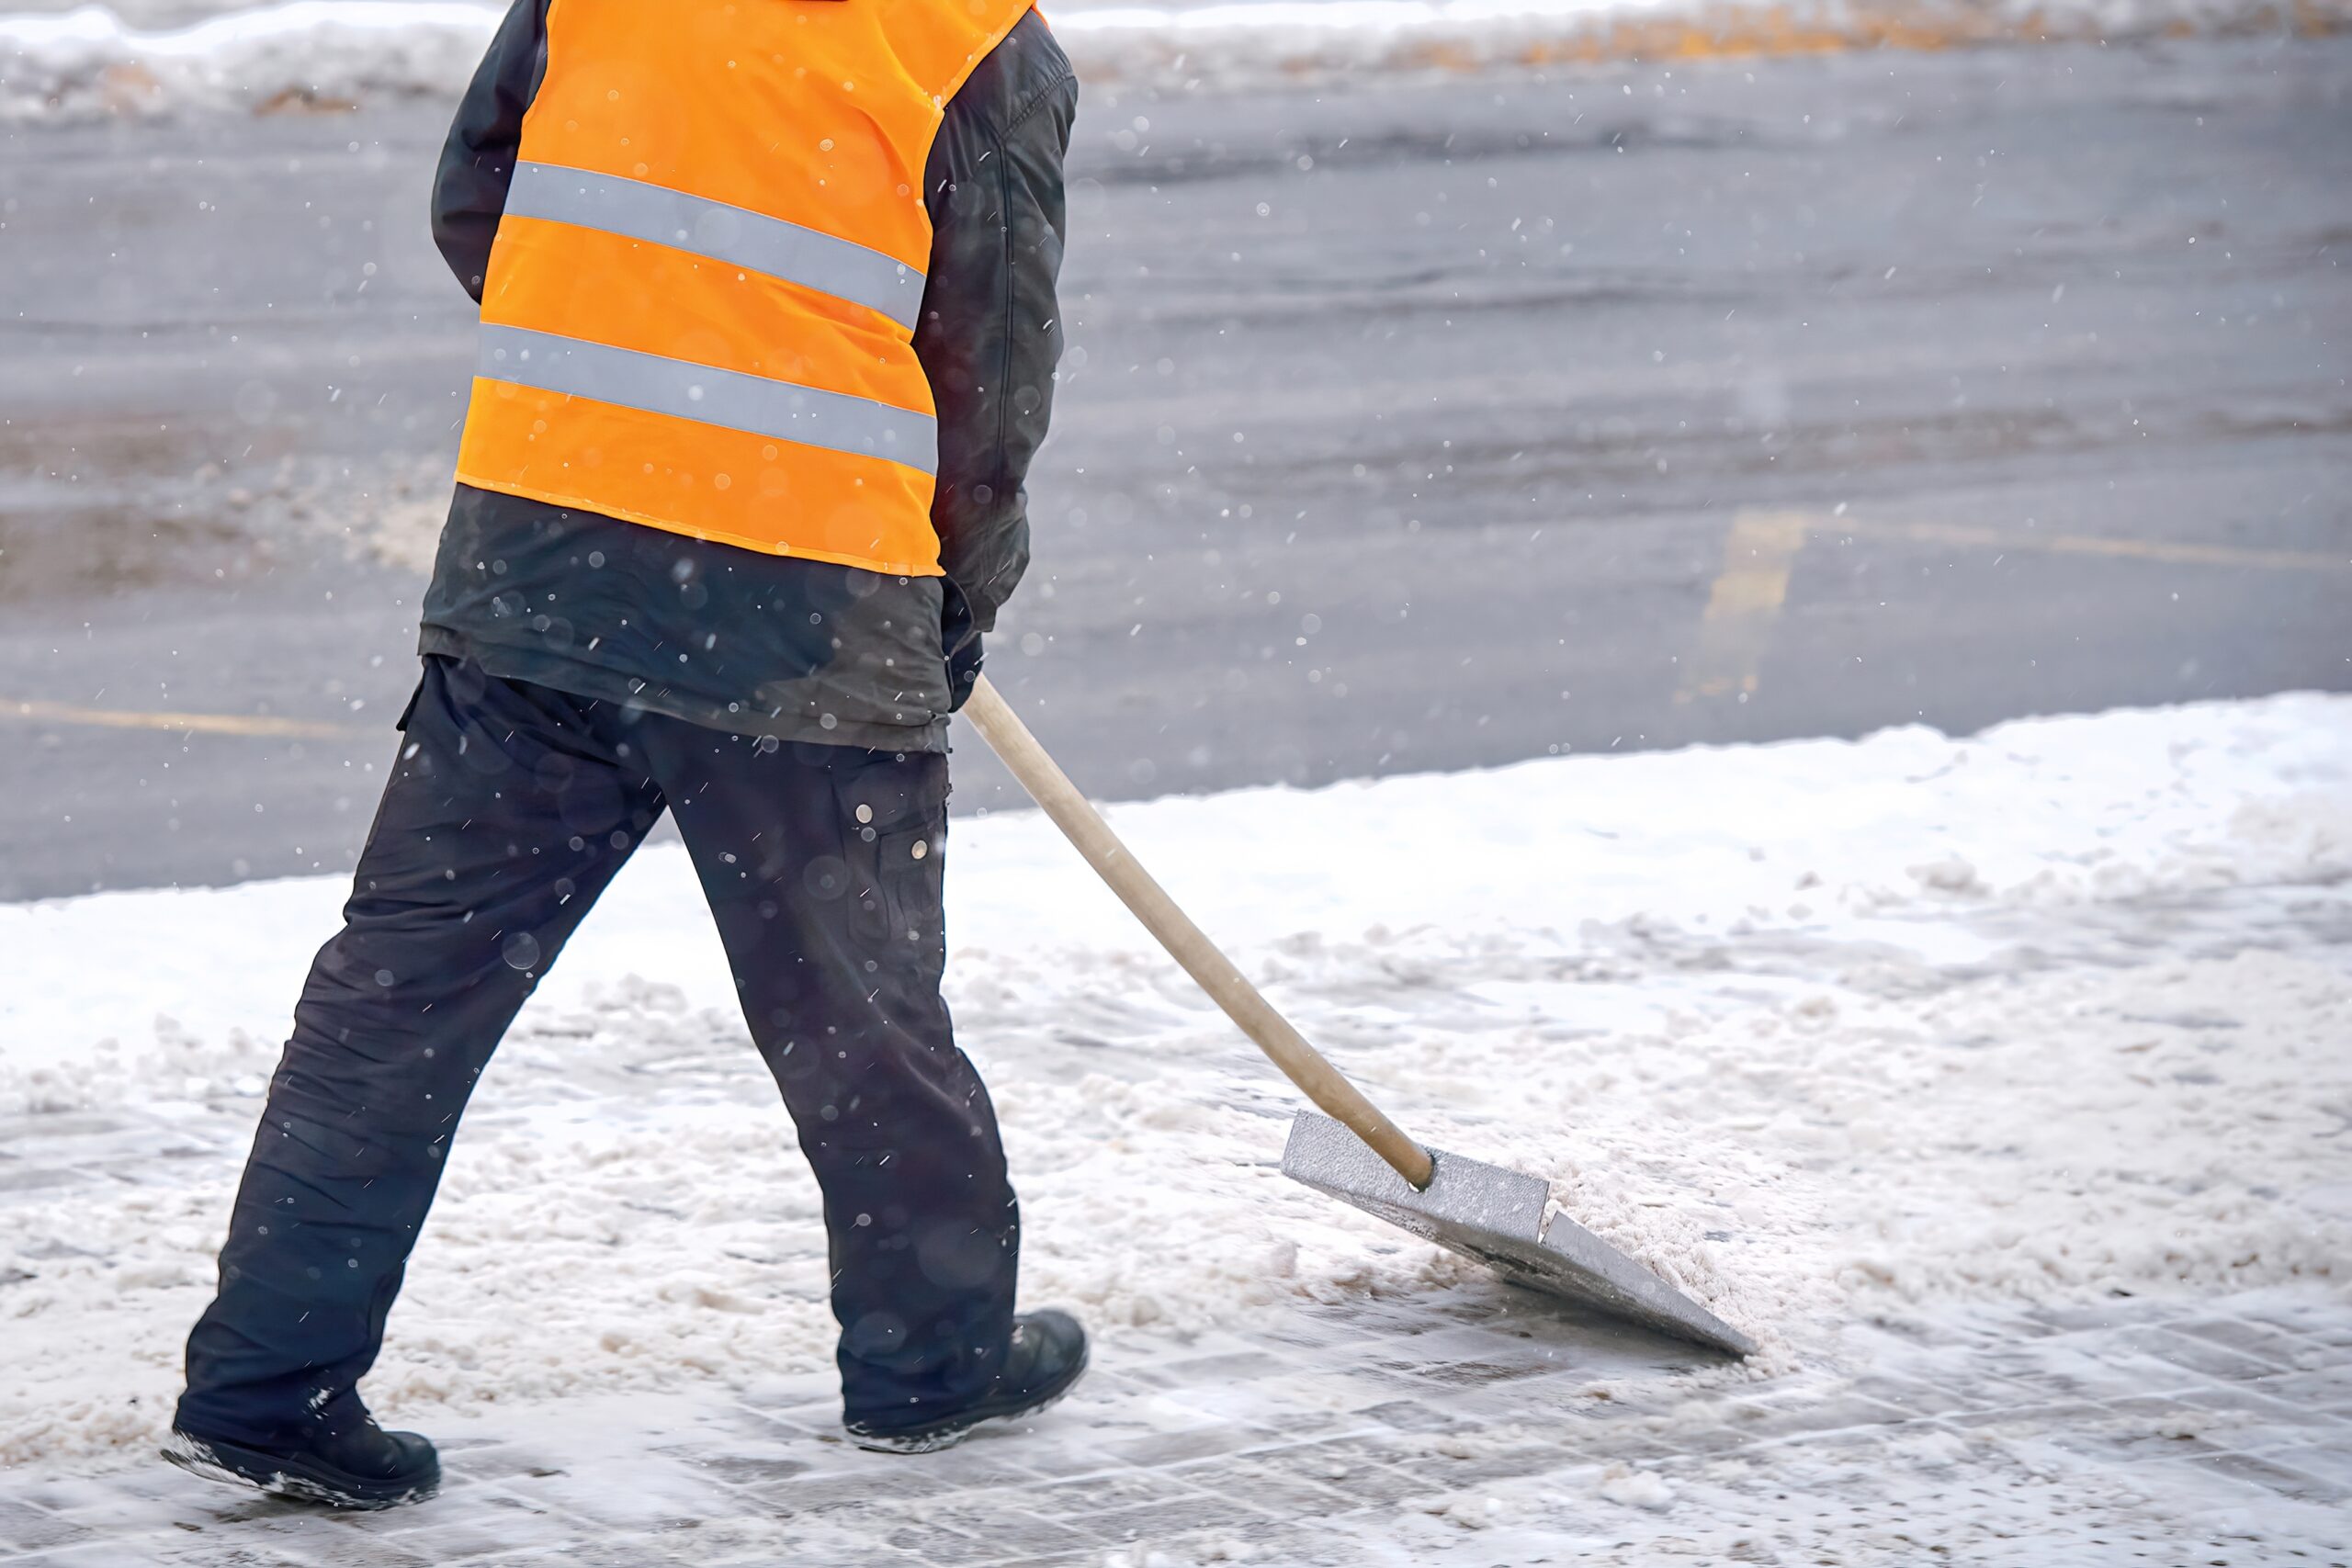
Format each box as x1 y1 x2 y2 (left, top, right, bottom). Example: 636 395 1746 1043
1281 1111 1757 1357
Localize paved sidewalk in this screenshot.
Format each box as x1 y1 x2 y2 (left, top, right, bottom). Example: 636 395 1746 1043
2 1280 2347 1565
4 819 2347 1563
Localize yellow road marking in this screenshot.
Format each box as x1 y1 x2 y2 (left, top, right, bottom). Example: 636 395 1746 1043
1675 508 1811 704
0 698 356 739
1676 508 2346 706
13 515 2342 739
1826 517 2350 575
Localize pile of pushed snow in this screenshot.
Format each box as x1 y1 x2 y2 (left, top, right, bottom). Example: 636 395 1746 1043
0 692 2346 1461
5 0 2345 120
1 1 499 118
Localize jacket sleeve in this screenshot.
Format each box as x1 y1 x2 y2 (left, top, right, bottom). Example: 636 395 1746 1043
431 0 549 303
915 13 1079 636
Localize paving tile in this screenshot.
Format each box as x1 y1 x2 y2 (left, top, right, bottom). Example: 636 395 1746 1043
2241 1303 2352 1348
1252 1433 1423 1489
1156 1458 1366 1518
2246 1439 2352 1480
761 1494 945 1535
1717 1393 1914 1443
900 1503 1101 1558
2168 1316 2320 1367
875 1521 1004 1564
162 1511 396 1560
1945 1401 2112 1431
742 1467 960 1515
1126 1350 1289 1388
1343 1398 1472 1435
485 1540 701 1568
2028 1301 2177 1336
688 1452 816 1490
29 1505 205 1560
1566 1431 1680 1464
1978 1351 2205 1404
1057 1491 1286 1545
0 1502 92 1553
906 1451 1057 1492
1021 1469 1204 1519
2121 1326 2295 1381
1374 1438 1571 1495
2185 1451 2350 1505
508 1477 739 1536
1396 1443 1571 1489
1843 1374 1993 1417
1107 1426 1270 1468
1408 1356 1561 1389
11 1263 2352 1567
340 1521 532 1561
985 1442 1142 1483
2046 1427 2223 1462
2174 1383 2337 1425
1 1475 154 1517
2096 1393 2209 1423
2248 1365 2352 1405
432 1447 576 1483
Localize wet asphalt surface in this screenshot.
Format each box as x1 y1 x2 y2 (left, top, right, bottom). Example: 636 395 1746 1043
0 39 2346 899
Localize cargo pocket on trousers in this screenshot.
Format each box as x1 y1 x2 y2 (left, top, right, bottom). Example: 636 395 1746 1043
831 750 947 949
875 825 944 950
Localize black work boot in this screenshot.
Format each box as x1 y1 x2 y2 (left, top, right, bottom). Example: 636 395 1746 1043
162 1406 440 1509
845 1309 1089 1454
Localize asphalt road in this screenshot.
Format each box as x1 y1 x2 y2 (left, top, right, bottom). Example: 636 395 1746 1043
0 39 2346 900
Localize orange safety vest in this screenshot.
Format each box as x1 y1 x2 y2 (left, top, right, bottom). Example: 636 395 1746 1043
454 0 1035 577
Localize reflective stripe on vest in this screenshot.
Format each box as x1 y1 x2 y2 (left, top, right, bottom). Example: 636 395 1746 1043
454 0 1036 576
478 325 938 474
503 162 926 331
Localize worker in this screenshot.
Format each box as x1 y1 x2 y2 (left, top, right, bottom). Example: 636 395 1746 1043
164 0 1082 1506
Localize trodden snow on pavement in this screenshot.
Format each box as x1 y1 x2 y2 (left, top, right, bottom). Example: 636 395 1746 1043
0 692 2347 1557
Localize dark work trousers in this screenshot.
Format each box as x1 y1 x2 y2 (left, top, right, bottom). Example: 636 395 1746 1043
176 656 1018 1444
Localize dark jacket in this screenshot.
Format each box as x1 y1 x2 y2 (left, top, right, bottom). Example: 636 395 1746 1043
418 1 1076 750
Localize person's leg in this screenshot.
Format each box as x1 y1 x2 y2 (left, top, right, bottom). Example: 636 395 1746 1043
176 658 663 1449
636 725 1020 1426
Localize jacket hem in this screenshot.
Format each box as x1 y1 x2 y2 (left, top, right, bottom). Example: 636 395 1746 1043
416 626 951 754
451 469 947 580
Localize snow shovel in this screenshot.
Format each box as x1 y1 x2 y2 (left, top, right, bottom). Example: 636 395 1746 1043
960 677 1755 1356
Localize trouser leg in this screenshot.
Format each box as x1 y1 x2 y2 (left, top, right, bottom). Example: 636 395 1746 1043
639 725 1019 1423
178 659 662 1445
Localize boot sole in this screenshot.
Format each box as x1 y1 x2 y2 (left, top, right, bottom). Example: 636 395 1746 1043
846 1338 1091 1455
162 1429 439 1510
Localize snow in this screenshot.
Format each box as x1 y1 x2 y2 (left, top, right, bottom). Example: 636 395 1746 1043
0 692 2347 1467
3 0 2340 119
1596 1462 1676 1509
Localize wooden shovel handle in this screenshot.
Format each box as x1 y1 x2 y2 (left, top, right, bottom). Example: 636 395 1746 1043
960 676 1436 1190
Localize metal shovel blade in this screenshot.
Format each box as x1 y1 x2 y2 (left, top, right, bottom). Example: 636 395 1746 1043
1281 1112 1757 1356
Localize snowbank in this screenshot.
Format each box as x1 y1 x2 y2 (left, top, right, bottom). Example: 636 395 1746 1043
2 0 2341 120
0 692 2346 1462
